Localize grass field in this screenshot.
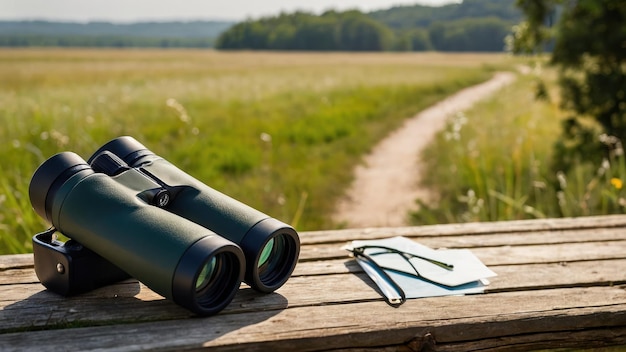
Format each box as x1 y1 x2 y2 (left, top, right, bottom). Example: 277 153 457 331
0 49 516 254
413 66 626 224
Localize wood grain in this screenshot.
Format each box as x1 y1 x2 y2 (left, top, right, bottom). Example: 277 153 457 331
1 215 626 351
1 287 625 351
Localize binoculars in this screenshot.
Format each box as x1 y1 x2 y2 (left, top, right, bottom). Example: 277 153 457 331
29 136 300 316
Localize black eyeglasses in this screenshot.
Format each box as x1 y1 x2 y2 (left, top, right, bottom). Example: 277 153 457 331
349 245 454 307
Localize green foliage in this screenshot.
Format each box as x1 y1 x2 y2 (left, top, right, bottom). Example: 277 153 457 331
412 71 626 224
0 20 233 38
393 29 432 51
0 49 506 254
1 0 521 52
370 0 521 29
512 0 626 174
218 0 522 52
216 11 394 51
554 1 626 162
0 20 233 48
0 35 216 48
428 17 512 52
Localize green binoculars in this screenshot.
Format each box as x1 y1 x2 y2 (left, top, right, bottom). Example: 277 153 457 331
29 136 300 316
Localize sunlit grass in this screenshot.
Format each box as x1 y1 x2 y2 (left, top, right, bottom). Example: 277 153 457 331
412 66 626 224
0 49 515 254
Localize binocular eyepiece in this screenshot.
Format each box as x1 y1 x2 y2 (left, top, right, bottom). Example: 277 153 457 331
29 136 300 316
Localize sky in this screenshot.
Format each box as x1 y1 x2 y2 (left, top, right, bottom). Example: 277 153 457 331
1 0 460 22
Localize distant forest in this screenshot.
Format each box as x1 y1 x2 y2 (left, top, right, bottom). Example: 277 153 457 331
217 0 520 51
1 0 521 51
0 21 233 48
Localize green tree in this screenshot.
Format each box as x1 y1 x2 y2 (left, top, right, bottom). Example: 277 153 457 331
369 0 520 30
408 29 432 51
292 16 338 50
216 10 394 51
393 28 432 51
429 17 511 52
267 22 296 49
512 0 626 171
338 11 393 51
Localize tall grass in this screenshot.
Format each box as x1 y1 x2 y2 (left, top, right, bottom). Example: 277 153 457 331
0 49 515 254
412 66 626 224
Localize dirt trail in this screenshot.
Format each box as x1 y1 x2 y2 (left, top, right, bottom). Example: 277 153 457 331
333 72 516 228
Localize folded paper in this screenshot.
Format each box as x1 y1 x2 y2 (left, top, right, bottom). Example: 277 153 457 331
344 236 497 305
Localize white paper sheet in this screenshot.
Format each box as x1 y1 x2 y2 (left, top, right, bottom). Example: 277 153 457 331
345 236 497 301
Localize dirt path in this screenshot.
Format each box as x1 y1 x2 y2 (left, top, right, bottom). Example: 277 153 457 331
333 72 517 228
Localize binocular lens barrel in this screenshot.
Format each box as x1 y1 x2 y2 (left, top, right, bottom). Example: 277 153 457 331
238 218 299 292
29 152 245 315
258 234 292 284
90 136 300 293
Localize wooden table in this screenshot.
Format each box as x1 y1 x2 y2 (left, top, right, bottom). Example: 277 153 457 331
2 215 626 351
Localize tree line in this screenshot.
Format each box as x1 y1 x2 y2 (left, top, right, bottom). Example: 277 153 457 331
1 0 519 51
0 20 232 48
216 0 520 52
0 20 232 37
0 35 215 48
394 16 514 52
216 11 394 51
369 0 520 29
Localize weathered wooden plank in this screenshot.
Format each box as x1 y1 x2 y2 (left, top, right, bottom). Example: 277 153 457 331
295 256 626 280
0 282 291 331
488 259 626 290
298 239 626 264
4 241 626 285
473 240 626 265
306 226 626 249
3 215 625 270
2 257 626 332
213 307 626 352
4 256 626 291
293 256 626 289
433 327 626 352
2 216 626 351
336 328 626 352
4 238 626 286
0 254 32 270
301 215 626 244
4 237 625 278
0 268 38 285
2 217 624 274
1 287 625 351
405 227 626 249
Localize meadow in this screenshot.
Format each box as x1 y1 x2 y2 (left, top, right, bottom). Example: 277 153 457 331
413 66 626 224
0 49 516 254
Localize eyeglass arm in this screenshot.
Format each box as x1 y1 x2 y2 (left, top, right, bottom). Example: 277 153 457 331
355 245 454 270
351 249 406 307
